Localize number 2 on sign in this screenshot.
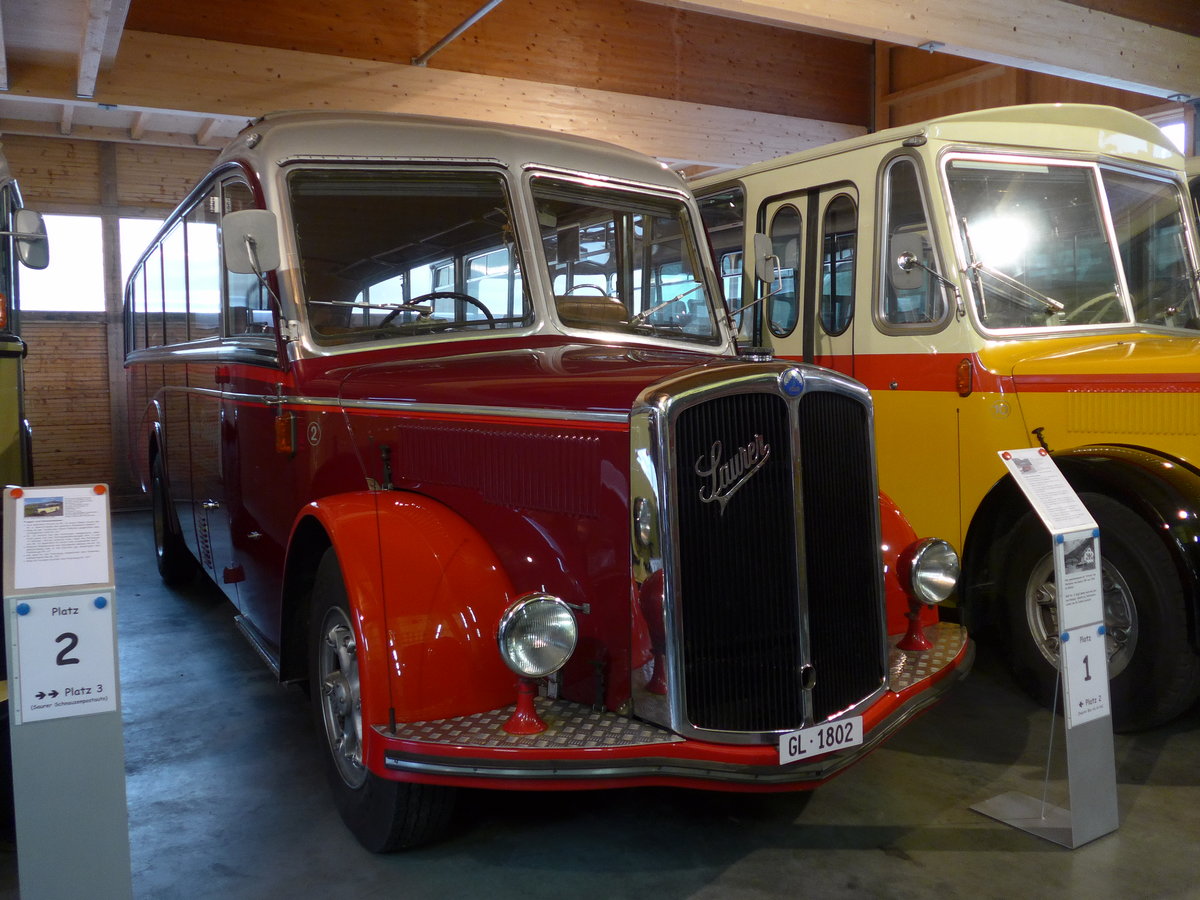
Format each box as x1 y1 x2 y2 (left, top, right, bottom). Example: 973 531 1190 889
55 632 81 666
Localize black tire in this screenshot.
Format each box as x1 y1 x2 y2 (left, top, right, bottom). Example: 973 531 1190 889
151 455 197 586
1004 493 1200 732
309 549 456 852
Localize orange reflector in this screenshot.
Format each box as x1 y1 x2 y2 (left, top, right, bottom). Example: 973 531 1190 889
955 358 973 397
275 411 295 454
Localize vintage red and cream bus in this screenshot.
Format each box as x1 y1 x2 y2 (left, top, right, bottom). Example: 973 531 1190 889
696 104 1200 731
124 111 971 851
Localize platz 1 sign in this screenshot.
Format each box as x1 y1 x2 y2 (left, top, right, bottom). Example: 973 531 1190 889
998 448 1110 728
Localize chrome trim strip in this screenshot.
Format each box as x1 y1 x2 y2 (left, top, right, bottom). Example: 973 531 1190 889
332 397 629 424
379 641 973 784
181 385 630 426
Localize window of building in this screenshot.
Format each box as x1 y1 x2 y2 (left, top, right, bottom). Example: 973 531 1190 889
19 215 104 312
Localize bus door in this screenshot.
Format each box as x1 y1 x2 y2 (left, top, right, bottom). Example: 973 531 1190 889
183 187 241 602
869 154 962 547
759 184 859 377
218 180 291 647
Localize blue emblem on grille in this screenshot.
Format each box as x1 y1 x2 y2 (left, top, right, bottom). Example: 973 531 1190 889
779 368 805 397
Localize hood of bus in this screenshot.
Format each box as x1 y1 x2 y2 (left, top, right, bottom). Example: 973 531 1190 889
329 340 736 415
978 332 1200 382
976 331 1200 454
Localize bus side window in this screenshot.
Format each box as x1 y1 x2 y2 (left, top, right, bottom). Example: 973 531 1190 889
222 181 271 337
162 223 187 344
697 188 747 330
128 263 147 352
768 205 802 338
820 194 856 336
186 188 222 342
881 158 944 327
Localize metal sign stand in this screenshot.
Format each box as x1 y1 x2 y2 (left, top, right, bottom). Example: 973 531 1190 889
971 449 1119 849
3 484 132 898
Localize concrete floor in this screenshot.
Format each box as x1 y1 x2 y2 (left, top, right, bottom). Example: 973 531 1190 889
3 509 1199 898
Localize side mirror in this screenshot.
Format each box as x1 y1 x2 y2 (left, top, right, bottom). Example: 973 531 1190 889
14 208 49 270
889 232 928 292
223 209 280 274
752 233 776 285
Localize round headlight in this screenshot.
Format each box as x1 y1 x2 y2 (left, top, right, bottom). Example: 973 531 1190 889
497 593 578 678
903 538 960 605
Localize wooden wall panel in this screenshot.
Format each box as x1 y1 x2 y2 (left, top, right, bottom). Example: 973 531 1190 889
0 135 214 213
0 135 102 209
1023 72 1163 109
114 144 218 211
1 137 218 507
125 0 872 125
877 42 1167 130
19 316 127 500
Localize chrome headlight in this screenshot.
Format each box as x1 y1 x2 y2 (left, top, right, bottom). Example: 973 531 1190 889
902 538 960 605
497 593 578 677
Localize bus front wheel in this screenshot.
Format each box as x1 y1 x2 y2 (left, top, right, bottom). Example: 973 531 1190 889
1003 493 1200 732
309 548 456 851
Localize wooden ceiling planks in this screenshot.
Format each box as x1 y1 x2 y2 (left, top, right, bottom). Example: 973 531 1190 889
123 0 872 126
3 30 864 170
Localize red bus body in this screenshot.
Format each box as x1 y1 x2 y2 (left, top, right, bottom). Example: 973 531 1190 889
124 112 971 849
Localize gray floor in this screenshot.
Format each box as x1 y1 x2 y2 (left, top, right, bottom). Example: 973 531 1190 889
3 509 1199 899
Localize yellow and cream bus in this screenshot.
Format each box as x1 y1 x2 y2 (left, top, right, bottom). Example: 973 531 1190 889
696 104 1200 731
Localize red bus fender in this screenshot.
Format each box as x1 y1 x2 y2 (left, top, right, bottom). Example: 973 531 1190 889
296 491 518 732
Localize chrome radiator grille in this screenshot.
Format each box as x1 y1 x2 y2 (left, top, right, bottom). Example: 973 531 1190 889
667 377 885 734
797 390 886 722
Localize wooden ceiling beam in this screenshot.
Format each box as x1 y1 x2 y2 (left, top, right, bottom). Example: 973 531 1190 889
636 0 1200 99
77 0 132 98
7 30 864 169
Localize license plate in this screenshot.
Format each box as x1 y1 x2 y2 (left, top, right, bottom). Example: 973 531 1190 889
778 716 863 765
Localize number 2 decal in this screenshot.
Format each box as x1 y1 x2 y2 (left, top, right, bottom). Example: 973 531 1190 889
55 632 81 666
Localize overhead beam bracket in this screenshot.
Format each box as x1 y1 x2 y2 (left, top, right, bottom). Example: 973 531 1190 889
411 0 506 67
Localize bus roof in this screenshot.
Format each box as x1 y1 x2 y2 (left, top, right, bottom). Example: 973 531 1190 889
216 110 686 193
694 104 1182 189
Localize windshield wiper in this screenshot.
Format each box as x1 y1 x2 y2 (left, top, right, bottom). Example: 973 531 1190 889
960 217 1065 317
628 283 705 326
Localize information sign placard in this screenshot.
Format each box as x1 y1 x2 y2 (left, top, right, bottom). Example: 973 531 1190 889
972 449 1118 848
13 591 118 723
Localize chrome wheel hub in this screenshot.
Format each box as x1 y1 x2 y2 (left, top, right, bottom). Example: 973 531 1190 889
317 608 366 788
1024 551 1138 678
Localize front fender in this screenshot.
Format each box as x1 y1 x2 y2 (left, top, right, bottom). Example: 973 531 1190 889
299 491 518 729
878 491 939 635
965 445 1200 646
1053 445 1200 647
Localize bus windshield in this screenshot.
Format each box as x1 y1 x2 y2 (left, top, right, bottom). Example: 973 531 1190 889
290 168 533 345
533 179 720 344
288 168 721 347
944 156 1200 332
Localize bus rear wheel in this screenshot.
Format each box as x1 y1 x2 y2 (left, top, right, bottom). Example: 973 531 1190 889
151 455 197 586
1004 493 1200 732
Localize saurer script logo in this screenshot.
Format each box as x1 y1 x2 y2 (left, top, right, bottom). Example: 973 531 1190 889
695 435 770 514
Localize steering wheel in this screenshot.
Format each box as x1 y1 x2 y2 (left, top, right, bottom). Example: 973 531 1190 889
380 291 496 329
1064 291 1120 325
